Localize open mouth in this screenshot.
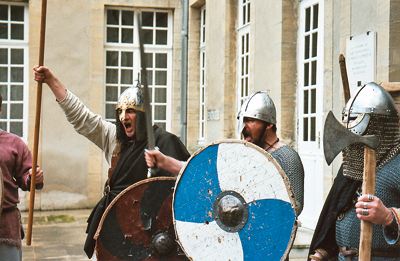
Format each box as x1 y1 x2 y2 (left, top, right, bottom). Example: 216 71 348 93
123 122 132 130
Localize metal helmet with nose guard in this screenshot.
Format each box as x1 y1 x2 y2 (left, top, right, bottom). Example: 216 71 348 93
237 91 277 134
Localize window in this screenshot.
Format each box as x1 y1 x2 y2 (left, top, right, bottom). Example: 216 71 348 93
0 3 29 139
104 8 172 130
237 0 250 110
199 6 206 143
301 3 319 142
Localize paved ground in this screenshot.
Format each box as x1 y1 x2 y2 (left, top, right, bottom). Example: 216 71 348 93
21 209 91 261
20 209 313 261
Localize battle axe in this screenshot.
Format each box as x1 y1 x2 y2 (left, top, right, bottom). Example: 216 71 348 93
323 111 379 261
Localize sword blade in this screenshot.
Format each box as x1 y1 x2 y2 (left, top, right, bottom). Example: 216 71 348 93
137 14 155 150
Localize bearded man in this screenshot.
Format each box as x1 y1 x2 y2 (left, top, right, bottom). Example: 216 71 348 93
33 66 190 259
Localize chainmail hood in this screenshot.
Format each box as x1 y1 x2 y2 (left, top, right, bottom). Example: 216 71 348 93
343 114 400 180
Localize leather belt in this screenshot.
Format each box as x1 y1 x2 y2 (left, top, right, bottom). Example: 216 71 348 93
340 247 400 260
2 205 17 213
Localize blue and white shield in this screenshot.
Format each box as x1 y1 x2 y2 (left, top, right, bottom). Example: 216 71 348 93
173 140 298 261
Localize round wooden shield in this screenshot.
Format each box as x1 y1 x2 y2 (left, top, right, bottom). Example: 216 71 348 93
173 140 298 261
94 177 188 261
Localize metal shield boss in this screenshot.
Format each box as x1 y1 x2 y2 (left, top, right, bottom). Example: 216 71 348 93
173 140 298 261
94 177 187 260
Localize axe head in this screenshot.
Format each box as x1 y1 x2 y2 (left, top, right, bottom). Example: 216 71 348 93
323 111 380 165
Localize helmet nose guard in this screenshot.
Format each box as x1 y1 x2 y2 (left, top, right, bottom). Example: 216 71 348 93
237 91 276 134
116 81 145 122
342 82 399 135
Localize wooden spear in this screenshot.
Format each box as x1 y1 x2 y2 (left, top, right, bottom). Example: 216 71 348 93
26 0 47 246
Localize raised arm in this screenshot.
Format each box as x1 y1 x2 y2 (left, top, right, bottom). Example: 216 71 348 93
33 65 67 102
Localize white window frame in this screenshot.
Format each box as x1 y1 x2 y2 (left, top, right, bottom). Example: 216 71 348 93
237 0 250 119
0 2 29 141
198 6 206 144
104 7 173 131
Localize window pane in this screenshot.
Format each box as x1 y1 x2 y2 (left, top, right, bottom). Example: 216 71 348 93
154 88 166 103
10 103 23 118
106 104 116 119
11 67 23 82
156 13 168 27
0 48 7 64
11 49 23 64
121 52 133 67
0 121 6 129
311 88 316 113
313 4 319 29
154 105 166 120
10 122 22 137
121 28 133 43
0 85 7 97
122 11 133 26
305 7 310 32
106 86 118 102
121 69 133 84
312 32 318 57
107 28 119 43
106 51 118 66
145 53 153 67
303 90 309 114
142 12 153 26
157 122 166 130
304 35 310 59
247 3 250 23
155 53 167 68
106 69 118 84
312 60 317 85
11 6 24 21
0 23 7 39
143 29 153 44
303 118 308 141
0 5 7 20
10 85 23 100
11 24 23 40
155 71 166 85
0 67 8 82
0 105 6 119
303 63 309 86
155 30 167 45
311 117 316 141
107 10 119 25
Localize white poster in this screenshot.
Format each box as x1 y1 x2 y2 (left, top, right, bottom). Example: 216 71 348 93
346 31 376 96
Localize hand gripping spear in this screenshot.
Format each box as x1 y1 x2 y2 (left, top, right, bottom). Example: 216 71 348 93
26 0 47 246
323 111 379 261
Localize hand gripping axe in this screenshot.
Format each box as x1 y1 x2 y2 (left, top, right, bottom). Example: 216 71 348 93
323 111 379 261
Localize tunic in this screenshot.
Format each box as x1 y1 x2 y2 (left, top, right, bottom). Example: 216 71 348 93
0 130 44 249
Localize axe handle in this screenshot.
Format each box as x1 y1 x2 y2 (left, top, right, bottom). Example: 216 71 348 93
358 146 376 261
339 54 351 103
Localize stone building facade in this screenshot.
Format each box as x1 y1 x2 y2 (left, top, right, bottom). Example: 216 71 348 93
1 0 399 229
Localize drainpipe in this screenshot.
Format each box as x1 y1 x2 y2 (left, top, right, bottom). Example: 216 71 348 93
180 0 188 146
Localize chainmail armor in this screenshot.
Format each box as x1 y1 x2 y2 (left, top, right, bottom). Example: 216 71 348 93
342 114 400 181
271 145 305 216
335 153 400 261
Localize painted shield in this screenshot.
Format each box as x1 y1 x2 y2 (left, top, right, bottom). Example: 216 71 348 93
94 177 188 261
173 140 298 261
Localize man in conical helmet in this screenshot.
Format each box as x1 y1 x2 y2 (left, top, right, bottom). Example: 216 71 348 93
309 82 400 261
237 91 305 216
33 66 190 259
